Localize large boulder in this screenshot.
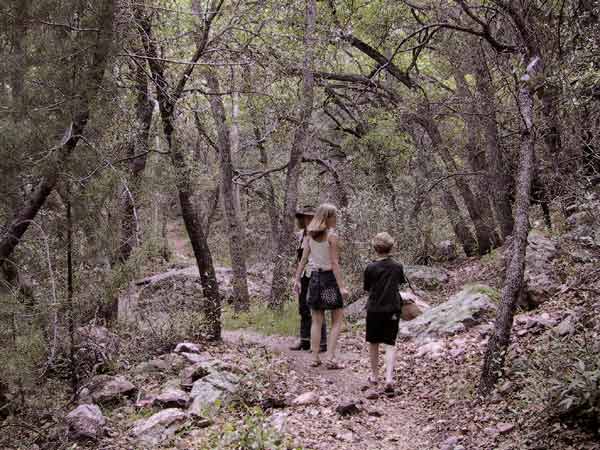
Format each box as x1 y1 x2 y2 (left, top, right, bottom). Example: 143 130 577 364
155 387 190 409
434 240 458 262
66 404 106 440
522 232 560 307
404 265 450 290
80 375 136 405
399 284 498 342
130 408 187 447
188 366 241 415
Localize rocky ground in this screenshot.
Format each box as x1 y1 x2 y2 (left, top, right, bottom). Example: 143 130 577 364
3 198 600 449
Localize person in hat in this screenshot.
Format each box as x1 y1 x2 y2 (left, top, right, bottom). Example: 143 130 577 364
290 205 327 352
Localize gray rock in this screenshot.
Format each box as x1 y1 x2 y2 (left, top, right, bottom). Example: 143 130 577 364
291 391 319 406
522 232 560 307
174 342 202 354
66 404 106 440
134 358 170 374
441 435 462 450
404 265 450 290
555 316 576 336
74 326 119 377
400 284 497 342
435 240 458 262
130 408 187 446
188 369 240 415
180 352 212 365
180 363 211 390
155 388 190 409
81 375 136 405
336 401 361 416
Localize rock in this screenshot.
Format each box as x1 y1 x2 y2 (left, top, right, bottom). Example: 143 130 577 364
416 340 445 358
180 363 211 390
435 240 458 262
81 375 136 405
269 412 287 434
174 342 202 354
66 404 106 440
130 408 187 446
404 265 450 290
399 284 497 342
180 352 212 365
440 435 462 450
336 401 361 416
497 422 515 434
134 358 169 374
74 326 119 377
188 369 240 415
292 392 319 406
556 316 576 336
521 232 560 307
155 388 190 409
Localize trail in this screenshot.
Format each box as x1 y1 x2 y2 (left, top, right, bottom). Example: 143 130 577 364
223 329 433 450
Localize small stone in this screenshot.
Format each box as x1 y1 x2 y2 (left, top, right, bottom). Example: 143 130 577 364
292 392 318 406
368 409 383 417
174 342 202 354
66 404 106 440
440 435 461 450
180 352 212 365
556 317 575 336
335 401 360 416
83 375 136 405
497 422 515 434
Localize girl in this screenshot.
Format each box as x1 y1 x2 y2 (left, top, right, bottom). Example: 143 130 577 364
294 203 348 369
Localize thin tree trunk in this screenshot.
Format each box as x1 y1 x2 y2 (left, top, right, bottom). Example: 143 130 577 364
479 69 537 396
0 0 115 265
270 0 316 308
138 3 222 339
473 50 514 239
65 184 77 395
205 71 250 311
117 54 154 263
255 126 280 245
10 0 28 118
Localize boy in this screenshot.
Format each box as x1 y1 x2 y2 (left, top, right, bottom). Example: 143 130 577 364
363 232 406 393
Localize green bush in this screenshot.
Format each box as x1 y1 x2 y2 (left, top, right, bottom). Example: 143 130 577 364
223 300 299 337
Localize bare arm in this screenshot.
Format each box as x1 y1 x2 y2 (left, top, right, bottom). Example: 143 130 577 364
328 233 348 295
293 236 310 292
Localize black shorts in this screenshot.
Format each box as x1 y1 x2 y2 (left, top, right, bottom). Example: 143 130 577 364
366 311 400 345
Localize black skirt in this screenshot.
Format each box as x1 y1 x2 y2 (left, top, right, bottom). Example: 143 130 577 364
366 311 400 345
307 270 344 310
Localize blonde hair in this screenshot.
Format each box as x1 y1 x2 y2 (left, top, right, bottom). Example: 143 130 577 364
307 203 338 240
373 232 395 254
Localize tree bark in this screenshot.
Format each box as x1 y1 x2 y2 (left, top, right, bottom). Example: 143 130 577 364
479 66 537 397
138 3 223 339
117 46 154 264
0 0 115 265
205 71 250 311
440 185 478 257
473 49 514 239
254 125 281 245
270 0 317 308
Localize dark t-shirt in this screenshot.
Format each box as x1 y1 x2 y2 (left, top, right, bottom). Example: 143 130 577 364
363 258 407 313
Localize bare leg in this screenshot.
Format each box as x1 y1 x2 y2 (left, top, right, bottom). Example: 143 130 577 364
310 309 324 363
384 344 397 385
369 343 379 383
326 308 344 362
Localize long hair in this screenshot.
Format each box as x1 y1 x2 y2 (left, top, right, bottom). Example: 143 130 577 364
307 203 338 240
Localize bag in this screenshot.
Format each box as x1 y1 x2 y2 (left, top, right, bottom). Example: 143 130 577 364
401 299 422 321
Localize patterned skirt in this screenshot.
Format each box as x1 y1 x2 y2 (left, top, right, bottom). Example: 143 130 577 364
307 270 344 310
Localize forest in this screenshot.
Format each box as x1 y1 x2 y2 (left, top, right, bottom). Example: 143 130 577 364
1 0 599 449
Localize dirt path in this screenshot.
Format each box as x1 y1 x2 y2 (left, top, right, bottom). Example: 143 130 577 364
223 329 434 450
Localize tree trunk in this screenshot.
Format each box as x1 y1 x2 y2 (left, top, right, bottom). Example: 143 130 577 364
138 4 222 339
454 72 501 246
479 73 536 397
10 0 28 118
270 0 316 308
205 71 250 311
0 0 115 265
414 112 496 254
440 186 478 257
473 50 514 239
254 125 280 246
117 56 154 263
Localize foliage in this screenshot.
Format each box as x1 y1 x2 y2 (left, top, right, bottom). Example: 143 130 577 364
223 300 299 337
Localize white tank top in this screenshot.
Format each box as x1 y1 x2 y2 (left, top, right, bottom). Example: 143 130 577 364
307 234 332 275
